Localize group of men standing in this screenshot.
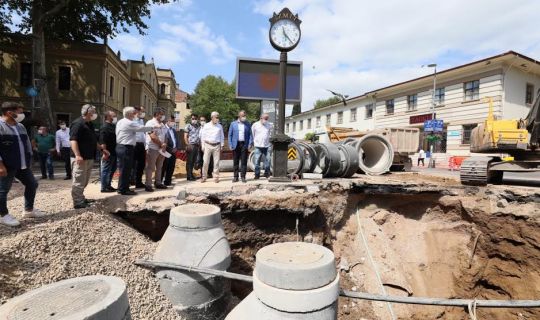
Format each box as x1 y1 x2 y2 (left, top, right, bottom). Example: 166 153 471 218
184 110 273 184
0 101 274 228
97 107 178 198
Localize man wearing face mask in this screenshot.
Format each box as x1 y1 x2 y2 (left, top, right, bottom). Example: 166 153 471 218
144 109 168 192
161 115 178 186
200 111 224 183
70 104 110 209
131 106 146 188
0 102 45 227
99 111 117 193
184 114 200 181
251 113 273 179
228 110 252 183
32 126 56 180
56 121 72 180
115 106 155 195
197 115 213 178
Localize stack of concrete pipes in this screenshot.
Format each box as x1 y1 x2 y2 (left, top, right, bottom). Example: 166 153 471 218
248 133 394 177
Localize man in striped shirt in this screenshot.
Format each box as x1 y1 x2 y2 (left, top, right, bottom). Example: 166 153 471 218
0 102 45 227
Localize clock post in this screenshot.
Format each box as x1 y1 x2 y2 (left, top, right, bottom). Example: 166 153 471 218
268 8 301 182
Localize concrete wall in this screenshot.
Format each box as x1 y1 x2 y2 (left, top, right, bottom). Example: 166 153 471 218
503 66 540 120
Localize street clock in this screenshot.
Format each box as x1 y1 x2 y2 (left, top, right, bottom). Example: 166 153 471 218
269 8 302 52
267 8 302 182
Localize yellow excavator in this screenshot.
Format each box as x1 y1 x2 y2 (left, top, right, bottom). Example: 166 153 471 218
460 95 540 185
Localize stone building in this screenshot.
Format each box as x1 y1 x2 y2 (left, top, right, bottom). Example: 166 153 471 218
0 35 177 127
174 85 190 128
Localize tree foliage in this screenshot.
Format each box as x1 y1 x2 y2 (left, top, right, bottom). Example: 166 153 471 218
314 96 341 109
0 0 177 128
188 75 260 128
304 132 317 142
291 103 301 116
0 0 175 41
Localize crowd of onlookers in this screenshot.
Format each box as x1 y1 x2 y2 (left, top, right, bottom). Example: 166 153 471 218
0 101 273 227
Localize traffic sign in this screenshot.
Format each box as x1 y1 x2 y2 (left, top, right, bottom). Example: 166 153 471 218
424 119 444 132
288 147 297 160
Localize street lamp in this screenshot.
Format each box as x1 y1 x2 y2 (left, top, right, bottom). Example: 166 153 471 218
423 63 437 119
423 63 437 167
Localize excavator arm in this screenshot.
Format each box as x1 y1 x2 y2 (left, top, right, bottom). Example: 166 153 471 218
524 90 540 147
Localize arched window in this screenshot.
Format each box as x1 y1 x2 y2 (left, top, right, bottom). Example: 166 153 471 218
160 83 166 95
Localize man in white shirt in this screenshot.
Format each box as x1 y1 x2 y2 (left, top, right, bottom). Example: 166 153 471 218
115 106 154 195
144 109 169 191
251 113 273 179
200 111 224 183
55 120 72 180
418 148 425 166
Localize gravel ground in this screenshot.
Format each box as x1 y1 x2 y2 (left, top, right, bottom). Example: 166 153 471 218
0 178 181 320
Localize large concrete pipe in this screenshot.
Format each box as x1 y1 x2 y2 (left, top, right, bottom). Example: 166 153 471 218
337 144 360 178
313 143 342 178
226 242 339 320
154 203 231 320
0 276 131 320
352 134 394 175
297 141 318 173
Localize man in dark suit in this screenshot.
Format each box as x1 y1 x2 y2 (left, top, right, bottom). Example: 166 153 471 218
162 114 178 186
228 110 252 183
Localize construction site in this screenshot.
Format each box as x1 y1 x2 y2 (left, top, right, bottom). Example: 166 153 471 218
1 126 539 319
2 2 540 320
1 73 540 320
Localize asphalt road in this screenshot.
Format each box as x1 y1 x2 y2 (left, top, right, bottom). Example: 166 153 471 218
412 166 540 187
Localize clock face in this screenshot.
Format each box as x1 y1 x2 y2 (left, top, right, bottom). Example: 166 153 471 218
270 19 300 50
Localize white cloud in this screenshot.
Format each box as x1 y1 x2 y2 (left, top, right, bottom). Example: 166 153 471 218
253 0 540 110
150 0 193 17
110 34 145 56
160 21 238 64
149 39 188 66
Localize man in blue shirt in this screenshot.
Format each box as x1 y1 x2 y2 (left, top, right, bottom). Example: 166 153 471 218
0 102 45 227
228 110 252 183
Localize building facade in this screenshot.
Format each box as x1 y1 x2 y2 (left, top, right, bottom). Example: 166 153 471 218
0 35 178 127
126 59 159 117
174 86 190 128
286 51 540 156
157 68 177 117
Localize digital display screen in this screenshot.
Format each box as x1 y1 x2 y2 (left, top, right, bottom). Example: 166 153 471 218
236 58 302 103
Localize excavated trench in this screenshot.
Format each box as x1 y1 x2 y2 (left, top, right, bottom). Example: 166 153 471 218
117 183 540 320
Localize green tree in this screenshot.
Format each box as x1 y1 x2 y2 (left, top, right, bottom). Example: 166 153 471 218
189 75 259 128
304 132 317 142
0 0 178 128
314 96 341 109
291 103 301 116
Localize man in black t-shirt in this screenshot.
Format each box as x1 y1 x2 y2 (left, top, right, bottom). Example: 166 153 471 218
70 104 110 209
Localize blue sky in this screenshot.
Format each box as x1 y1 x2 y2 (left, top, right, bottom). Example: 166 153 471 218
107 0 540 112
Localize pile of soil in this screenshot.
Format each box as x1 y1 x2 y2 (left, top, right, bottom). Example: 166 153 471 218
0 180 180 320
